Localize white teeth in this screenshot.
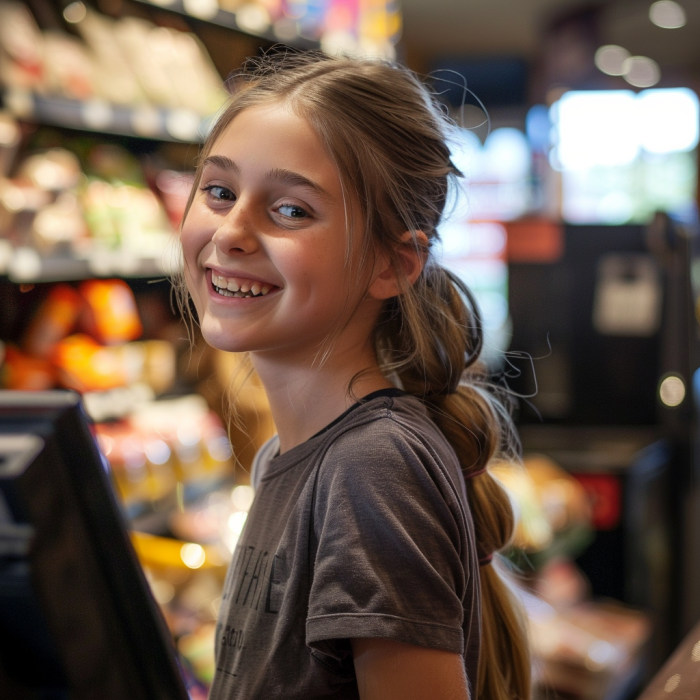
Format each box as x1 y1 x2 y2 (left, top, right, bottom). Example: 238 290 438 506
211 271 275 298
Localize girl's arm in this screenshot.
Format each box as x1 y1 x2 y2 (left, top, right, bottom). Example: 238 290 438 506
352 638 470 700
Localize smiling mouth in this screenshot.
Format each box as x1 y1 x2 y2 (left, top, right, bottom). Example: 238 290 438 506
211 271 277 299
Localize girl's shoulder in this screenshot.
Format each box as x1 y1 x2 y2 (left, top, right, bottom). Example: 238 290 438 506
250 434 280 489
251 392 463 497
318 393 467 506
328 392 456 465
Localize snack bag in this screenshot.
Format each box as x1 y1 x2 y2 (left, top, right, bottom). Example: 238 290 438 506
51 333 130 392
79 279 143 344
22 283 83 358
1 344 56 390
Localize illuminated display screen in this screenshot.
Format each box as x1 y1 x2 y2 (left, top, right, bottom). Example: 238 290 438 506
436 127 532 366
550 88 699 224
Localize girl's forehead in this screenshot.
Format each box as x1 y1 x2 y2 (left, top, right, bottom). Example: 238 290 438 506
206 102 344 192
213 102 313 151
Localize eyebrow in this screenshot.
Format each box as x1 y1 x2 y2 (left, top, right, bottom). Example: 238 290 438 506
202 155 239 173
201 156 331 202
265 168 332 202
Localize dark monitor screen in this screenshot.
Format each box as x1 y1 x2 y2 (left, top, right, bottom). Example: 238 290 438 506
0 390 189 700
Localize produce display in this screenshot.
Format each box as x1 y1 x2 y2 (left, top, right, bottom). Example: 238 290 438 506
1 278 168 389
0 1 226 116
0 123 193 274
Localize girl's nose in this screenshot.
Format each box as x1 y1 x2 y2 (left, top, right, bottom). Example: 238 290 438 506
212 200 259 255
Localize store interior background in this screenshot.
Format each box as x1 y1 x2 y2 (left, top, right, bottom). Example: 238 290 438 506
1 0 699 698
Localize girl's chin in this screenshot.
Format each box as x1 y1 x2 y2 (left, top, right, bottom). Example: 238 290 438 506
200 322 255 354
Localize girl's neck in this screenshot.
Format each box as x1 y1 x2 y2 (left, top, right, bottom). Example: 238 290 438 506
251 342 393 454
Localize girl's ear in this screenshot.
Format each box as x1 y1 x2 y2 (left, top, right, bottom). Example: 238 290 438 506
367 230 428 300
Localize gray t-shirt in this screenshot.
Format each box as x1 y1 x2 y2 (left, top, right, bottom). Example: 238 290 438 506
209 392 481 700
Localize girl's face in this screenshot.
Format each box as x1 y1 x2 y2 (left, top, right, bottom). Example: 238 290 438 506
181 102 379 358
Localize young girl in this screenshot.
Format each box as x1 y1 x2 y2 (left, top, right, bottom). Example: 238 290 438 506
178 52 530 700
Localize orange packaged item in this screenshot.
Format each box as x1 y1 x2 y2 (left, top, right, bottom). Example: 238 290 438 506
22 284 83 359
52 333 129 392
79 279 143 344
1 345 56 390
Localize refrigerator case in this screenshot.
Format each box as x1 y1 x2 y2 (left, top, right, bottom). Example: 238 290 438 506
507 216 700 664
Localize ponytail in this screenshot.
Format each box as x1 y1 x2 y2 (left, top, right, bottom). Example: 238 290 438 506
433 391 531 700
377 265 531 700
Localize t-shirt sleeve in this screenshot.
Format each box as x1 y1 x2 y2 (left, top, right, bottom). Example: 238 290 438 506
306 418 471 660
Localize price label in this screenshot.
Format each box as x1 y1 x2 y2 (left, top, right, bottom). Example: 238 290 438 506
165 109 201 142
593 254 662 337
8 247 42 282
82 99 113 130
183 0 218 19
131 106 162 137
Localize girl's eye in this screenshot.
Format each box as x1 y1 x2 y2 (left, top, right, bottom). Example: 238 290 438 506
202 185 235 203
277 204 309 219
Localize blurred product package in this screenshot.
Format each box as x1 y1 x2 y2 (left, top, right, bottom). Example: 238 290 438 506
0 1 226 114
0 135 191 264
1 279 175 394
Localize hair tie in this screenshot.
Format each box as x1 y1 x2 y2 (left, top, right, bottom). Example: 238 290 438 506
465 465 488 480
478 553 494 566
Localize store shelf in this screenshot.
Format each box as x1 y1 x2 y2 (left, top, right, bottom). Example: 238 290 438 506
0 244 181 282
128 475 230 532
1 88 213 142
134 0 320 50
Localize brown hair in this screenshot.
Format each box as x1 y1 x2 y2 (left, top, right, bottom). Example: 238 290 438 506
177 51 531 700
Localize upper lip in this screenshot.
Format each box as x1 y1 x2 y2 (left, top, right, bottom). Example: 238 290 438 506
206 266 280 288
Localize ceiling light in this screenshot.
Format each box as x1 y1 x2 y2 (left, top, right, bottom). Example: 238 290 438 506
649 1 686 29
623 56 660 88
594 45 630 76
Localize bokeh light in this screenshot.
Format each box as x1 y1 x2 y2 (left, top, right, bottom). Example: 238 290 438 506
623 56 661 88
63 1 87 23
594 45 630 76
649 0 686 29
180 542 206 569
659 375 686 407
231 485 255 511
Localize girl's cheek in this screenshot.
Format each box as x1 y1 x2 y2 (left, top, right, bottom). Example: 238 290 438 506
180 234 197 273
180 210 211 263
